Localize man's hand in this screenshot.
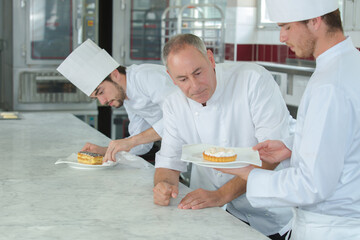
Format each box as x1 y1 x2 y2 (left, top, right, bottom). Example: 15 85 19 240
103 138 135 162
178 189 223 210
81 142 107 155
253 140 292 164
215 165 255 181
153 182 179 206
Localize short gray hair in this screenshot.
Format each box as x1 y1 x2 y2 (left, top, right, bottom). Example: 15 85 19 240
162 34 207 68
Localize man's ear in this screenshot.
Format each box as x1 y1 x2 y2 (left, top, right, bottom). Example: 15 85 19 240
308 16 322 31
111 69 119 79
207 49 216 69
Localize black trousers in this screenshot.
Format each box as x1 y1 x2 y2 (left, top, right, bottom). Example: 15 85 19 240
268 231 291 240
239 217 290 240
226 209 291 240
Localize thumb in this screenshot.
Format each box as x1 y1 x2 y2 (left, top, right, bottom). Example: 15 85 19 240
170 185 179 198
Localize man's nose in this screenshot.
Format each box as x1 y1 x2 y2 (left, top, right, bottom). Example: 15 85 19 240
279 28 287 43
97 96 107 105
189 76 200 89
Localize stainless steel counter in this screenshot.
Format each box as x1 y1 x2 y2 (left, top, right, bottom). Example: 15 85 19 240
0 113 268 240
257 61 315 76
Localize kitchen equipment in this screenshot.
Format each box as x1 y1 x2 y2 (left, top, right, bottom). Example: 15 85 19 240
161 3 225 63
2 0 99 111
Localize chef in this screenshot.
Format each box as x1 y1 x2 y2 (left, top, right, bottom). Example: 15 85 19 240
216 0 360 239
153 34 295 240
57 39 176 162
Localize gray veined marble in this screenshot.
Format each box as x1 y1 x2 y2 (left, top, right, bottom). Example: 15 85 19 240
0 113 268 240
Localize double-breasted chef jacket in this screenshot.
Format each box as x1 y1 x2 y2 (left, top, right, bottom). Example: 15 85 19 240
247 37 360 239
155 62 295 236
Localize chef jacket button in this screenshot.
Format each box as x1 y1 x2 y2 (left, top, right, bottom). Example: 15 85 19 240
247 214 252 217
195 112 199 116
217 172 222 177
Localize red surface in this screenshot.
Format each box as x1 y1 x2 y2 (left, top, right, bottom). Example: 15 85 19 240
224 44 360 63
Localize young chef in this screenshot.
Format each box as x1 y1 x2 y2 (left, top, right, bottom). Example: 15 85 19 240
216 0 360 239
153 34 295 240
57 39 176 162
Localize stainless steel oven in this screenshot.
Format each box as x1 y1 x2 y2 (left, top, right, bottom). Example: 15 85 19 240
3 0 99 111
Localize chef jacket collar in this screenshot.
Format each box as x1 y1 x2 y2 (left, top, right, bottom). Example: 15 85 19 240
316 37 351 70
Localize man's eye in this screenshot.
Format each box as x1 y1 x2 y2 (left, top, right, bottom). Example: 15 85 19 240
195 72 201 76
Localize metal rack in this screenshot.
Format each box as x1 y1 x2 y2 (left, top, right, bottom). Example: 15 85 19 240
161 3 225 63
131 7 166 60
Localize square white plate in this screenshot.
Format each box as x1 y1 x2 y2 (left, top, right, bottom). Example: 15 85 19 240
181 144 261 168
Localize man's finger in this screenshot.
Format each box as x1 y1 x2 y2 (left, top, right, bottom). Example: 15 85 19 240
252 141 268 151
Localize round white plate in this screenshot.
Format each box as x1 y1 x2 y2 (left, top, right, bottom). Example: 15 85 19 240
65 161 118 170
55 153 118 170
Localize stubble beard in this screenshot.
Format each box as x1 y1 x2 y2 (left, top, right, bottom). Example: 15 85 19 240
295 29 316 59
111 81 126 108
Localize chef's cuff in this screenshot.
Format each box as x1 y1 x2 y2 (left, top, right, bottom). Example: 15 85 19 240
129 142 153 155
155 152 187 172
282 135 294 151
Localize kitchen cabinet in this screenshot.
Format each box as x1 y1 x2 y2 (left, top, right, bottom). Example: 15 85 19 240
343 0 360 30
259 61 314 108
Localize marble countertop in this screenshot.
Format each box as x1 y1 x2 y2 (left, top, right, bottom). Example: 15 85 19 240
0 113 268 240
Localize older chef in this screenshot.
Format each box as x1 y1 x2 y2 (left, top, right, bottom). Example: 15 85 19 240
153 34 295 240
217 0 360 239
57 39 176 162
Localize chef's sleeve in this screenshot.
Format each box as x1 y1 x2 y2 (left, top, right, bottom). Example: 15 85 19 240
135 69 175 138
247 85 351 207
155 99 187 172
127 113 154 155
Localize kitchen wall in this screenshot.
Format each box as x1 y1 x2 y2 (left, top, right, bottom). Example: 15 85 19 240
224 0 360 62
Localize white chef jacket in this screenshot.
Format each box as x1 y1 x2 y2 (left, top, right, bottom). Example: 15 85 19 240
123 64 176 155
247 38 360 238
155 62 294 236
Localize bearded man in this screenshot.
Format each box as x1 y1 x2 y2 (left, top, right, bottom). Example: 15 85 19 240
58 39 176 162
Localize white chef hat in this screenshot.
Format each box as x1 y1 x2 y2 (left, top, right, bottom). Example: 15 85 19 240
265 0 339 23
57 39 120 96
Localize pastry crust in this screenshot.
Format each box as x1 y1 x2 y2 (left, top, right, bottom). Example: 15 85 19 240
77 151 103 165
203 152 237 162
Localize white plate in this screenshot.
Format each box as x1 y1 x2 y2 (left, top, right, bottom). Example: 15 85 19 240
196 161 250 169
0 111 21 120
55 153 118 170
181 144 261 169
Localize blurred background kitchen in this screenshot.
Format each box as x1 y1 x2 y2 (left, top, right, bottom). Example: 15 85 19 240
0 0 359 161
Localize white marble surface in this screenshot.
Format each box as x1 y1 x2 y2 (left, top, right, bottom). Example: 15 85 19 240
0 113 268 240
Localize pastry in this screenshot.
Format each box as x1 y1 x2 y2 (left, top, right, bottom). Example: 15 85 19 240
77 151 103 165
203 147 237 162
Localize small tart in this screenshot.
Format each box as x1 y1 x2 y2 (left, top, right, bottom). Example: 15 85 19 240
202 147 237 162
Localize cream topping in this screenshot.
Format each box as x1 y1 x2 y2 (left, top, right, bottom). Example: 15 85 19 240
204 147 236 157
